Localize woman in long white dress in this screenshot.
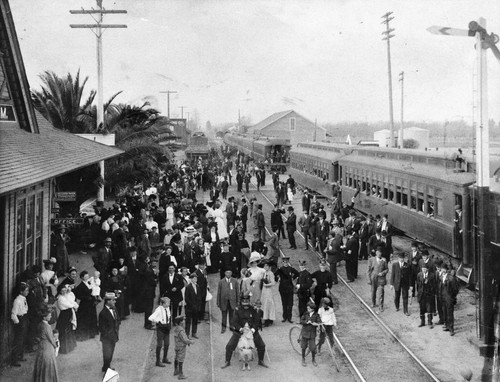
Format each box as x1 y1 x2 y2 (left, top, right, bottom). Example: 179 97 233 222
212 203 228 240
247 252 265 305
260 261 276 326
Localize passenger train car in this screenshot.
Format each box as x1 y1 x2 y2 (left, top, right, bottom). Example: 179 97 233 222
223 132 291 163
290 142 500 269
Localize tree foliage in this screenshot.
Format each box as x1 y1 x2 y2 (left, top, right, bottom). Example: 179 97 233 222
31 70 173 203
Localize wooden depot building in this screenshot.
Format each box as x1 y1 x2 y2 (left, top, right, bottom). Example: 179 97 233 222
0 1 122 366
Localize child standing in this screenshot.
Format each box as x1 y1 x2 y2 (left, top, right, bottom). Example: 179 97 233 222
317 297 337 355
173 315 194 380
300 301 321 367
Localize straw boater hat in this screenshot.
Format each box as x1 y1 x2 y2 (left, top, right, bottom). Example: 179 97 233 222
248 252 262 265
104 292 117 301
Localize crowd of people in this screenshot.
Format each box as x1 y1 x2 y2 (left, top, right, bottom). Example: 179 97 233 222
9 146 462 380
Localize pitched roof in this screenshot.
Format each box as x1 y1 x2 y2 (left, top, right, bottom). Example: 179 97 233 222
0 111 123 196
247 110 294 134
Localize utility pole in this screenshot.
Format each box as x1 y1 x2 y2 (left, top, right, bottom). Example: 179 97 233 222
382 12 396 148
186 111 190 129
178 106 187 120
70 0 127 203
398 71 404 148
160 90 177 119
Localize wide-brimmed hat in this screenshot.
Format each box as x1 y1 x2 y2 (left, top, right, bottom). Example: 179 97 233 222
248 252 262 264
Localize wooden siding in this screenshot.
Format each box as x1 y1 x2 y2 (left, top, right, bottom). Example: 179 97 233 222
259 111 326 145
0 180 51 366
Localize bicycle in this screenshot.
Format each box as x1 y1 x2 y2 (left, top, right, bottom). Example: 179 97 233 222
289 323 340 372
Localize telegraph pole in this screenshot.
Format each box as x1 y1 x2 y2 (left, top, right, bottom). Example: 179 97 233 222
178 106 187 120
70 0 127 203
160 90 177 120
382 12 396 148
398 71 404 148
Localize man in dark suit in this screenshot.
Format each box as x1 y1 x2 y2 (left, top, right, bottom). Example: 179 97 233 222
216 269 239 333
276 256 299 323
271 204 286 239
195 259 208 321
184 273 202 338
285 207 297 249
99 292 120 373
296 260 313 317
298 210 311 250
390 252 411 315
301 190 311 214
239 198 249 233
160 264 184 318
416 264 436 328
93 237 113 275
138 257 158 329
226 197 237 228
112 221 128 260
315 212 329 254
256 205 266 241
344 228 360 282
440 263 459 336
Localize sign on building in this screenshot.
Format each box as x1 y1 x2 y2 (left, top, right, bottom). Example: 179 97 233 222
55 192 77 202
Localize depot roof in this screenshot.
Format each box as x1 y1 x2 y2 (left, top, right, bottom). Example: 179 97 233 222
0 111 123 196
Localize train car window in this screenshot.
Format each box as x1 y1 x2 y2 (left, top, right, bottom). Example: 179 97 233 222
435 189 443 217
410 190 417 210
418 192 425 215
396 182 402 205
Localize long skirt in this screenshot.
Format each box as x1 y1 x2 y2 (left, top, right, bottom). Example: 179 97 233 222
56 309 76 354
261 285 276 321
32 342 58 382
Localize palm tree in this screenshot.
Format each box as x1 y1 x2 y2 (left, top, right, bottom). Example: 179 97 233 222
31 70 173 202
31 69 95 133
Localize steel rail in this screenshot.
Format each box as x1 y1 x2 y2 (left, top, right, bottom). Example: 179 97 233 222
252 180 441 382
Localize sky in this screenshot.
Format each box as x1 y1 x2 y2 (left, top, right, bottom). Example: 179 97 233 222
9 0 500 127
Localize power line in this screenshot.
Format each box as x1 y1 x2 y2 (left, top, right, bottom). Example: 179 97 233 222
381 11 395 148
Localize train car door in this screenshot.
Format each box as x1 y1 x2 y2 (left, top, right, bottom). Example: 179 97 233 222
332 161 339 182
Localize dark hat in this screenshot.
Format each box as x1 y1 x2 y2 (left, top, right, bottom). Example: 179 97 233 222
189 273 197 279
440 263 448 270
57 224 67 230
421 249 430 257
67 266 77 273
421 264 429 270
32 265 42 274
298 260 307 266
197 258 207 265
397 252 405 258
307 301 316 309
411 241 419 248
287 206 294 211
319 260 327 266
282 256 290 261
241 295 251 305
375 246 384 252
171 233 182 243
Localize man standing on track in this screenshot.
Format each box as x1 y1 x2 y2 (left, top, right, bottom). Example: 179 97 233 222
298 210 311 250
256 204 266 241
276 256 299 323
285 206 297 250
440 263 459 336
296 260 313 317
301 189 311 214
416 264 436 328
390 252 411 315
367 246 388 312
271 204 286 240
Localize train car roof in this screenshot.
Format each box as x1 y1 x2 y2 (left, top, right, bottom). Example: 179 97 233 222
341 155 476 185
291 146 345 161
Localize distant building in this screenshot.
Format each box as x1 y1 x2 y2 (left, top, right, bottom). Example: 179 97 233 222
0 3 122 366
374 127 430 149
374 129 391 147
403 126 429 149
247 110 326 145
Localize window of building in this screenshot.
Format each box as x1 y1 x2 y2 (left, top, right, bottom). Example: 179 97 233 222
15 189 44 276
289 117 296 131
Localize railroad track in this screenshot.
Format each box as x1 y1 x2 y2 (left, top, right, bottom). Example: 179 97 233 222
253 181 441 382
